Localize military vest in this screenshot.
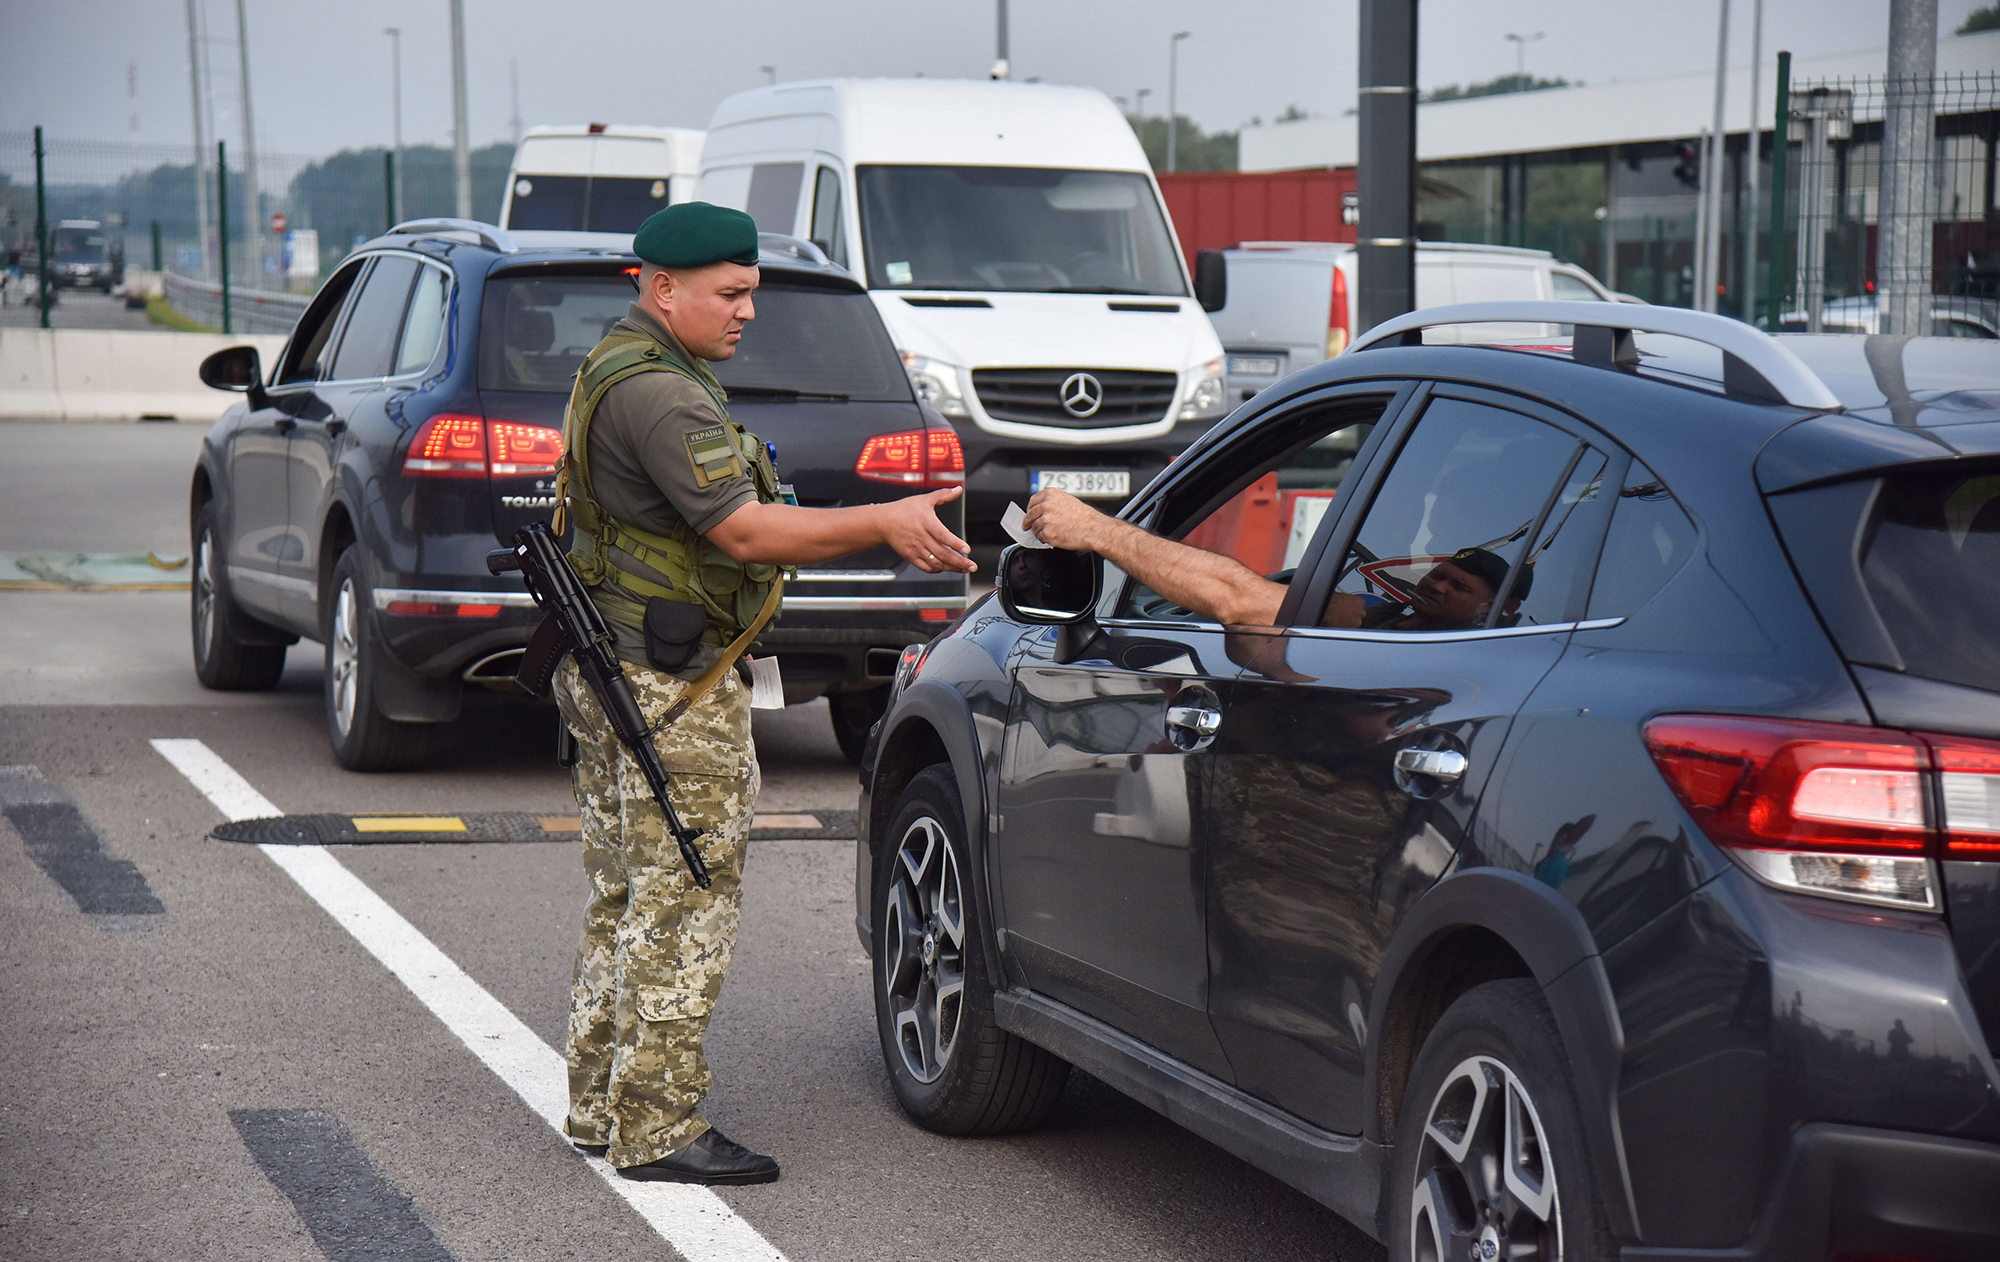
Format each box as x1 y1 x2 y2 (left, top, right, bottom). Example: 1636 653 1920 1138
556 330 784 640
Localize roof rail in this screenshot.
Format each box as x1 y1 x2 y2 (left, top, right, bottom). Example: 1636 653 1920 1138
1348 301 1843 411
756 232 831 267
387 218 515 254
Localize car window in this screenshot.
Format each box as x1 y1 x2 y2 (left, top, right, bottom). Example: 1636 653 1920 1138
394 263 451 376
276 259 367 385
330 255 420 381
1117 403 1384 621
1551 269 1605 302
587 176 672 232
477 273 911 402
507 175 588 231
1857 462 2000 693
809 166 847 268
1506 450 1609 626
1585 461 1697 619
1317 396 1581 632
709 283 908 401
746 162 804 234
1939 318 1997 339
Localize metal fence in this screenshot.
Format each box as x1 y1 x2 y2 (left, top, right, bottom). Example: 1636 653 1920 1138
1 129 513 331
1777 71 1997 329
161 270 309 335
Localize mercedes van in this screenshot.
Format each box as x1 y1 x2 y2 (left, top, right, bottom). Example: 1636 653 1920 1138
500 124 704 234
697 79 1230 546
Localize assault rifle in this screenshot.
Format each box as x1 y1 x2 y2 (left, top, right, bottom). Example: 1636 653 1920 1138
488 521 711 889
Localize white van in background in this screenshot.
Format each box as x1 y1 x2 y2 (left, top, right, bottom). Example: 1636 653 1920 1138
1209 241 1627 405
697 78 1231 545
500 124 704 234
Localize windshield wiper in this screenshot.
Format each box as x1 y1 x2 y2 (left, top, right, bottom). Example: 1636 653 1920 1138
723 386 850 401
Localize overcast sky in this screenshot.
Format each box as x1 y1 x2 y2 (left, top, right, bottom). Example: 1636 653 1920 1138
2 0 1992 158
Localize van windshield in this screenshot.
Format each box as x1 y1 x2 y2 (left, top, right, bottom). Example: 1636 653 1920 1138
856 165 1186 296
53 228 109 261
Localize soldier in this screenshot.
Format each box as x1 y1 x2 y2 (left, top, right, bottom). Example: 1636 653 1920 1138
554 202 974 1185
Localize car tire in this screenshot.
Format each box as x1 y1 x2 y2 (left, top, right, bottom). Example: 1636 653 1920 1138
1391 978 1616 1262
829 684 890 766
190 500 288 691
873 764 1070 1134
323 545 435 772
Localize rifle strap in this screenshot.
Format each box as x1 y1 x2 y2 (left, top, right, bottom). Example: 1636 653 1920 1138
652 578 785 732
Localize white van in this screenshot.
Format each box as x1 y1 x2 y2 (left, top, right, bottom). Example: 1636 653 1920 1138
1209 241 1625 405
697 78 1230 544
501 124 704 234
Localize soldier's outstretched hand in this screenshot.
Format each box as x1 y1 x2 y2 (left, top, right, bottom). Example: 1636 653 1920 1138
883 487 977 574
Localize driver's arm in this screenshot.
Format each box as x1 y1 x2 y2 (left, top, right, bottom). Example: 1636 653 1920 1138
1021 489 1288 627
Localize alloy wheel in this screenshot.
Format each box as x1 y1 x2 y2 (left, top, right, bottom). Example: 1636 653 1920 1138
194 529 217 663
881 814 966 1084
329 578 360 738
1409 1054 1562 1262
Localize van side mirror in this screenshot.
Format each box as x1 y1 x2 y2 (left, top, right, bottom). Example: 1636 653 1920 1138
199 345 268 409
1194 249 1227 313
996 544 1101 625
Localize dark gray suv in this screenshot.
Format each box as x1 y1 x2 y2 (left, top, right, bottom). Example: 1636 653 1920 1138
191 220 965 769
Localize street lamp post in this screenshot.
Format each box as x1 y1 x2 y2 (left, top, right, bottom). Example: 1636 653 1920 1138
385 28 403 224
449 0 471 220
993 0 1010 80
1505 31 1544 83
1167 31 1191 172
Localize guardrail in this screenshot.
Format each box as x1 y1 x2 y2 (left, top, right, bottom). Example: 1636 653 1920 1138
163 271 311 336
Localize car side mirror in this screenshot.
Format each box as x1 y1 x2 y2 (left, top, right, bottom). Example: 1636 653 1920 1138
996 544 1101 625
1194 249 1227 313
199 345 269 409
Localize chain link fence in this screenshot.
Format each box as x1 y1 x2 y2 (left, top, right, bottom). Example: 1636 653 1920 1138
1776 71 1998 330
1 131 513 331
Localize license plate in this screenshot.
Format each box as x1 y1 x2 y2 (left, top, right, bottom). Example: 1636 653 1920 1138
1228 355 1282 376
1032 470 1130 498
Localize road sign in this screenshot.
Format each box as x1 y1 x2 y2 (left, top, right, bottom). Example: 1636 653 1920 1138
271 212 287 233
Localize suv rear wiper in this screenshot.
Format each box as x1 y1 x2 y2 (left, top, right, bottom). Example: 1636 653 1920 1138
724 386 850 401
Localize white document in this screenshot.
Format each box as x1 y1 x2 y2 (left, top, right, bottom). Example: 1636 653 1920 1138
747 655 785 709
1002 501 1052 549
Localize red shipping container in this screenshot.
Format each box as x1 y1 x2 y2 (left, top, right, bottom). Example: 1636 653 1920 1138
1155 169 1359 263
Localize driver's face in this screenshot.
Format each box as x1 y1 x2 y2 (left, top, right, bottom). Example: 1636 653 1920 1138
1411 559 1495 623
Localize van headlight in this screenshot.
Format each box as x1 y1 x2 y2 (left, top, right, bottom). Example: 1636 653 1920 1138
902 353 970 419
1177 358 1229 421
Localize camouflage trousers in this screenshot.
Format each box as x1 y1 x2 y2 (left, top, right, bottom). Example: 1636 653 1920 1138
553 656 758 1168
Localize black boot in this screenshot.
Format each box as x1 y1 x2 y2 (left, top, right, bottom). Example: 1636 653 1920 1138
617 1129 780 1185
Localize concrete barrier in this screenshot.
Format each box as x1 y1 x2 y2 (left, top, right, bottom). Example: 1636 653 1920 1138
0 328 289 422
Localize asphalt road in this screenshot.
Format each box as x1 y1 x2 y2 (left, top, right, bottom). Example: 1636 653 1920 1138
0 418 1382 1260
0 285 160 330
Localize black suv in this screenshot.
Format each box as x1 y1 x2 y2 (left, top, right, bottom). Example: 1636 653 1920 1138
191 219 965 769
857 304 2000 1258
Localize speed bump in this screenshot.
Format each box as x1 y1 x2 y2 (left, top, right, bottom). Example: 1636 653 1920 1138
209 809 859 844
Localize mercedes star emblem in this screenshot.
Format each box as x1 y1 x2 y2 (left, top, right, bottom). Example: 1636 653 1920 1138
1059 372 1104 418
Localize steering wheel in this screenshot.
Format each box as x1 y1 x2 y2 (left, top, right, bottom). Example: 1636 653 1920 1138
1060 251 1131 290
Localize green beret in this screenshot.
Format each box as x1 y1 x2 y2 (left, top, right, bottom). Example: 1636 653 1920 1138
632 202 760 269
1448 546 1533 598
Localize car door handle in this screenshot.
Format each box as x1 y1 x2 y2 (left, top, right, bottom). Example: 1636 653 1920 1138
324 418 346 436
1395 748 1469 781
1164 704 1222 751
273 416 297 433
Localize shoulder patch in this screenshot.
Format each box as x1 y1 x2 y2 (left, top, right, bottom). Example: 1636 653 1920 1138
685 424 745 487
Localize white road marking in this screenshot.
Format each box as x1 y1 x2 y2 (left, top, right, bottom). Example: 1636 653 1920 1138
149 738 788 1262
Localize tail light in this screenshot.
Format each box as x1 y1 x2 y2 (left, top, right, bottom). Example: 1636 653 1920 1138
489 421 563 475
1326 264 1350 358
403 413 488 478
1644 715 2000 912
855 428 964 487
404 414 564 479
